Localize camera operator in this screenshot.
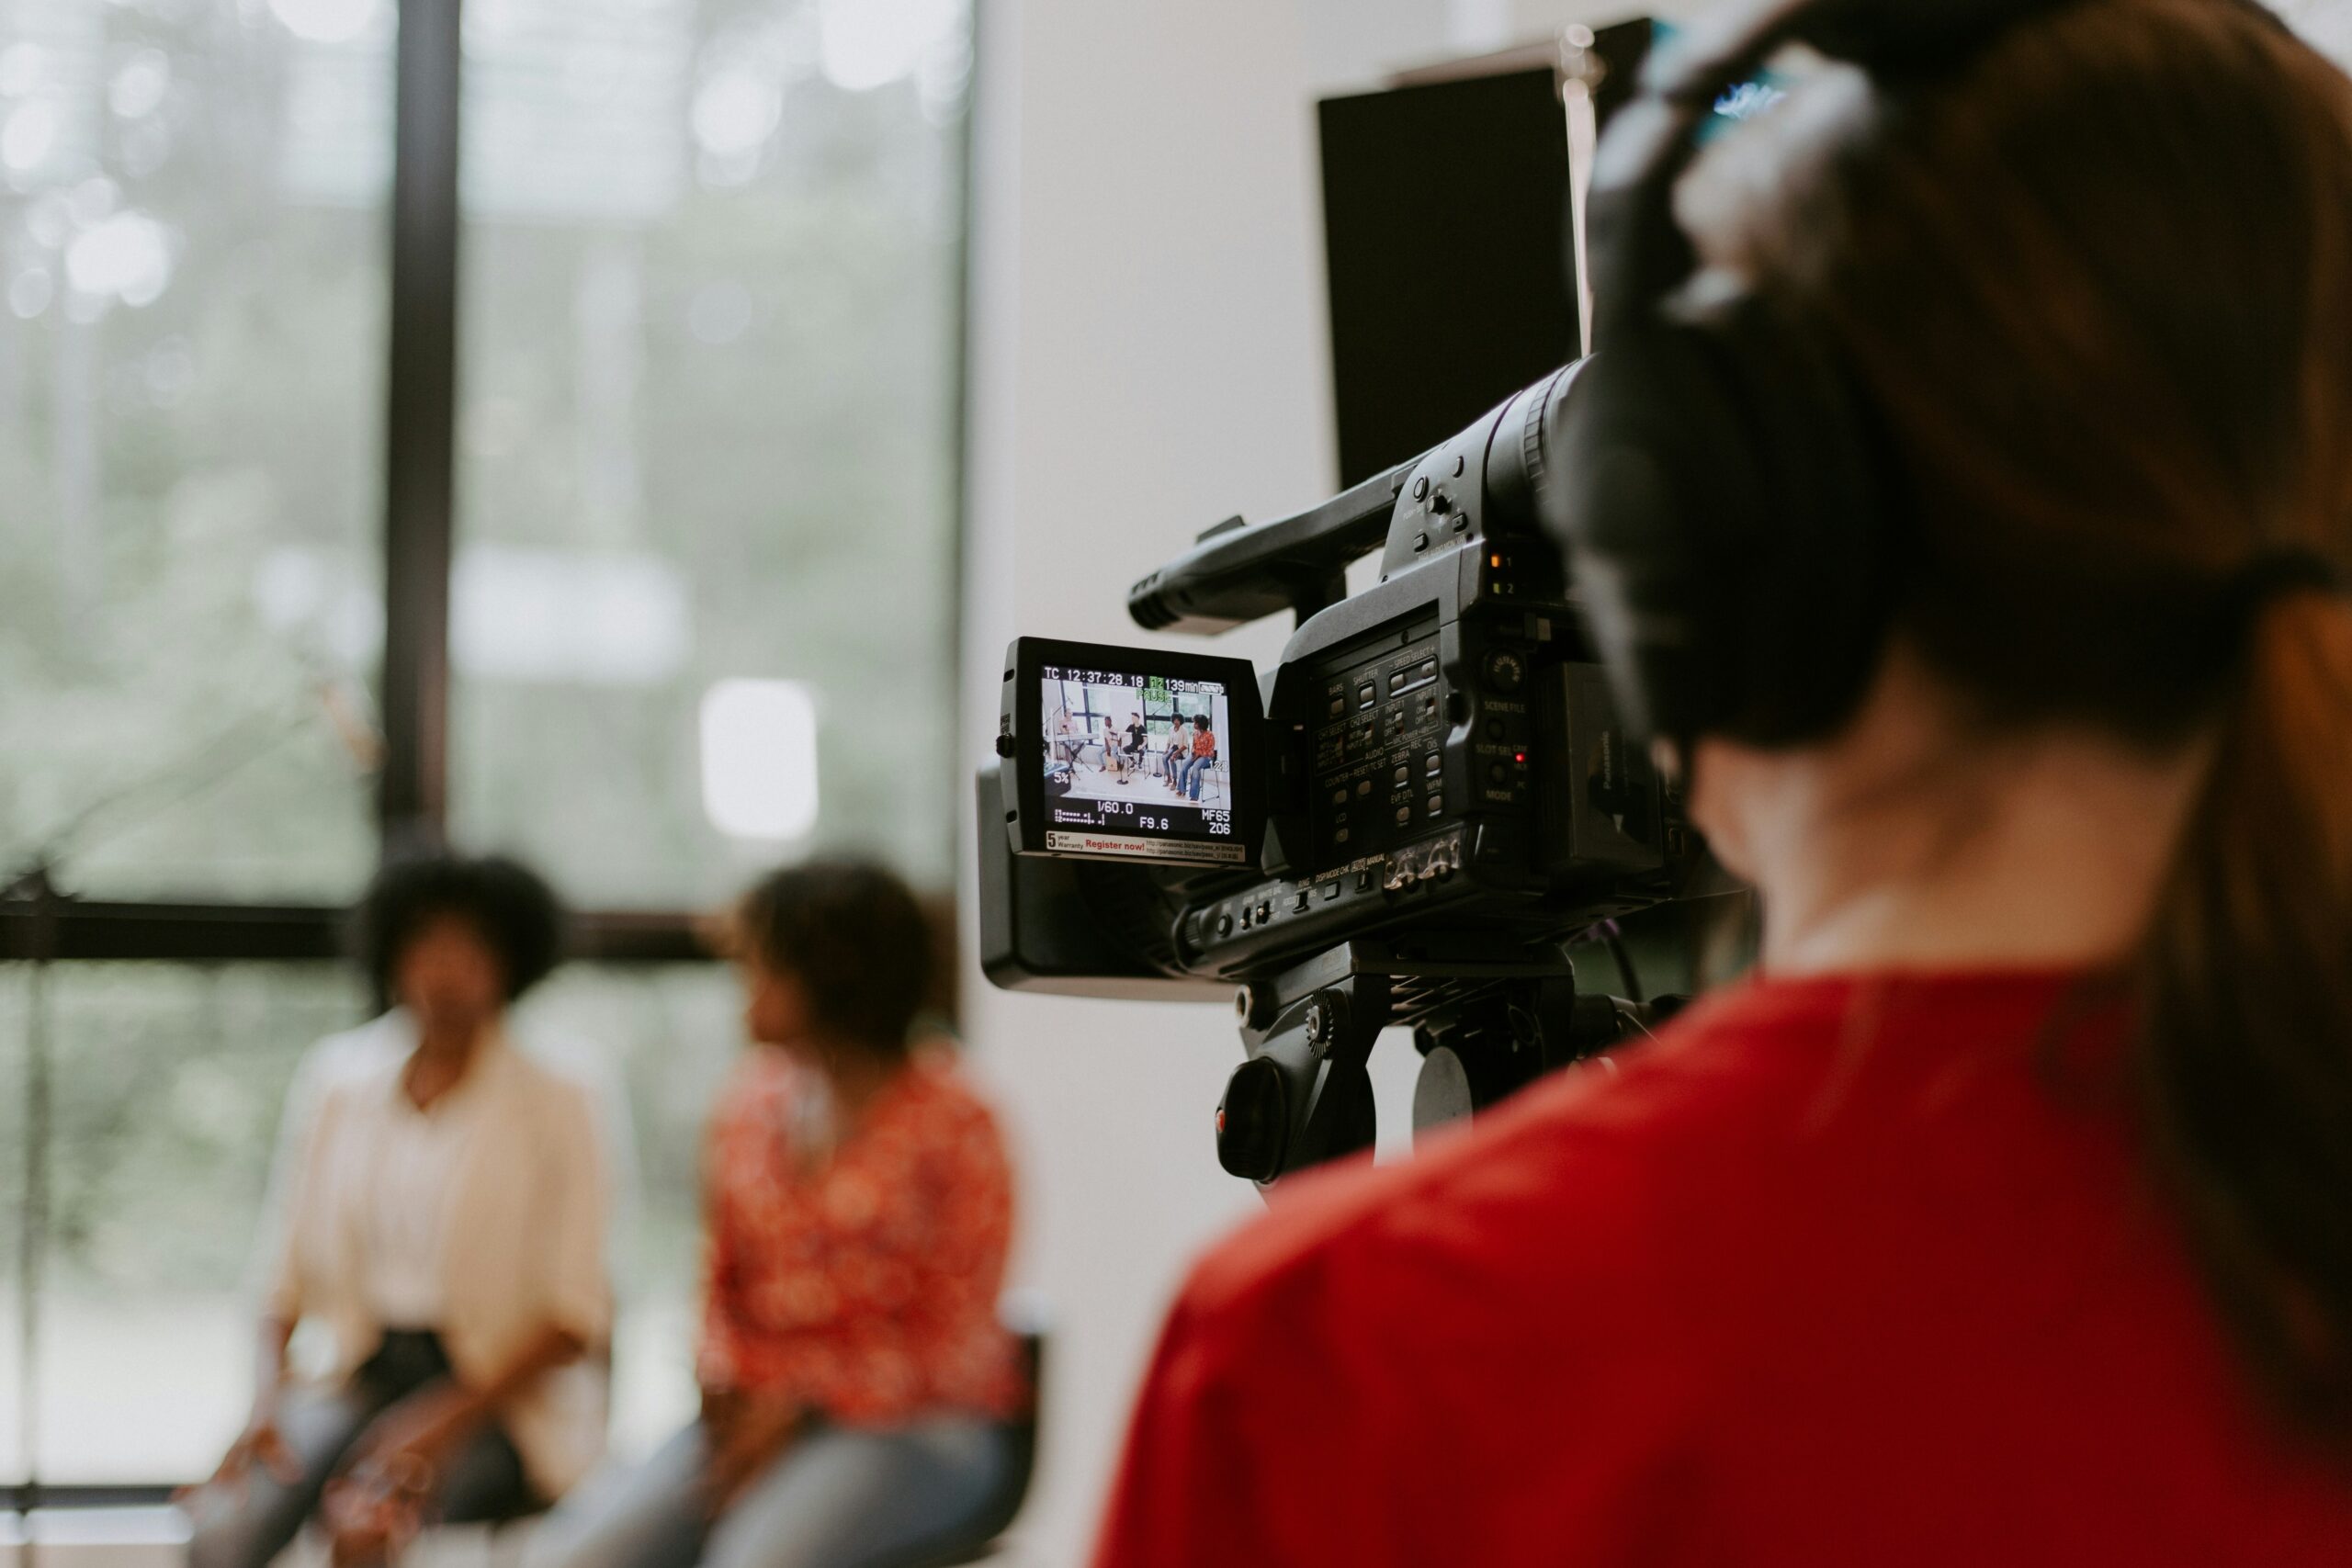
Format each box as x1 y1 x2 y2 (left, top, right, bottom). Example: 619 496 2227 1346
1091 1 2352 1562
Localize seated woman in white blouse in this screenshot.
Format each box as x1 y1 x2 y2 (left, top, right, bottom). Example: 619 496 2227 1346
184 851 618 1568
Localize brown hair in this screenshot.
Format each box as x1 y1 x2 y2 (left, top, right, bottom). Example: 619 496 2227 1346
728 858 937 1057
1687 0 2352 1441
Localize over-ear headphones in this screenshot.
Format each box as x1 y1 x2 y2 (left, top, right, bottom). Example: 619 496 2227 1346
1544 0 2093 748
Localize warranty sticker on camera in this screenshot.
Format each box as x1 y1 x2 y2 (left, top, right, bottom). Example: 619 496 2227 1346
1046 830 1250 864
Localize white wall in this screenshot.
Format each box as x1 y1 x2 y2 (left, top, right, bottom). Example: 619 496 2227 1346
956 3 1591 1561
956 2 1329 1560
953 3 1715 1562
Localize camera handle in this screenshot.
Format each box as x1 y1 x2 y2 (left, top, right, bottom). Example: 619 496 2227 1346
1216 948 1389 1190
1127 459 1415 636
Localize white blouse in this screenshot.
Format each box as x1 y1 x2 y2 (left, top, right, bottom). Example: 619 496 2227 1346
360 1069 485 1328
254 1011 623 1498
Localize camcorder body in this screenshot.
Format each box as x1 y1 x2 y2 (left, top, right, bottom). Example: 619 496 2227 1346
979 364 1705 1186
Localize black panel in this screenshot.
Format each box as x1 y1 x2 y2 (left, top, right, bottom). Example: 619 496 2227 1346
1591 18 1657 128
1317 68 1577 487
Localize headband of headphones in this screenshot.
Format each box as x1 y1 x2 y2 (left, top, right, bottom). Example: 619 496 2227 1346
1554 0 2308 749
1546 0 2114 750
1586 0 2083 351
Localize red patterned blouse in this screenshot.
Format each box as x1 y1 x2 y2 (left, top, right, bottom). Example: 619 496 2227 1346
697 1049 1023 1425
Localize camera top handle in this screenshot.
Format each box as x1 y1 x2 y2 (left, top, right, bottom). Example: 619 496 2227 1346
1125 456 1419 636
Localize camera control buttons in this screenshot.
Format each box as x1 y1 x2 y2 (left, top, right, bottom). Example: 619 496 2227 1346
1427 795 1444 816
1393 805 1411 825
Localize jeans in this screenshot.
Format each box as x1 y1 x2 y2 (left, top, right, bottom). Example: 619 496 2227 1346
526 1417 1012 1568
1179 753 1214 801
183 1331 537 1568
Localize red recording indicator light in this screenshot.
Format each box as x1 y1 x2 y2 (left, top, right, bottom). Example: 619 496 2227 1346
1514 751 1527 763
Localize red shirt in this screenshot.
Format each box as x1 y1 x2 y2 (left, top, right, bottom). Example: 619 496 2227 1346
1093 970 2352 1566
699 1051 1023 1425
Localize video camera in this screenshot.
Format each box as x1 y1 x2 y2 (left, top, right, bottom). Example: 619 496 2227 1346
978 362 1703 1187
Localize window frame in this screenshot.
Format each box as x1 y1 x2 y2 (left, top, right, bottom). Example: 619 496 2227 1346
1 0 978 1504
0 0 990 956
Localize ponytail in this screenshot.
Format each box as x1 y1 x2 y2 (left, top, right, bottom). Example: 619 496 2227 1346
2139 590 2352 1445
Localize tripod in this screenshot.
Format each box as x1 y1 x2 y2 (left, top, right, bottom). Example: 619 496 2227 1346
1212 935 1678 1189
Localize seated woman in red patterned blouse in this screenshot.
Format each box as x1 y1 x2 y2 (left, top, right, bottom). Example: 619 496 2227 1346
528 860 1023 1568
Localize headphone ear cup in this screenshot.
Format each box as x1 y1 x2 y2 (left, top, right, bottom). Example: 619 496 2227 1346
1544 326 1758 745
1707 295 1899 744
1546 302 1894 748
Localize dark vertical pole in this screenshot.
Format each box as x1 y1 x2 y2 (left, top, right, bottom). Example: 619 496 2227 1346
379 0 463 845
13 868 56 1540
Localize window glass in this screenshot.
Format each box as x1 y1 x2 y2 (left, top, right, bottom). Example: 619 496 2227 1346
0 0 387 901
0 961 365 1485
449 0 972 908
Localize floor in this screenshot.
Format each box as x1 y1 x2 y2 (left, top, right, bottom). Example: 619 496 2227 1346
1056 759 1227 809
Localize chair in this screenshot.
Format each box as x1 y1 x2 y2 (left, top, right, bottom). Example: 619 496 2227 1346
887 1320 1047 1568
1184 750 1219 804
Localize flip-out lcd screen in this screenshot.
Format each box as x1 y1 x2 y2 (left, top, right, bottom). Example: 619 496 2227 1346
1001 637 1262 868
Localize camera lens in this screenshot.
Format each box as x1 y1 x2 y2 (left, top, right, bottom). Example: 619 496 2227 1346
1481 363 1582 531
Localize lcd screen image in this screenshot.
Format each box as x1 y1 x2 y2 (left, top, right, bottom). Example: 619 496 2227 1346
1039 665 1243 863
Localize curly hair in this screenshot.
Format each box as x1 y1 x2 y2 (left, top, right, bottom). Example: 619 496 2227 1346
352 850 566 1004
